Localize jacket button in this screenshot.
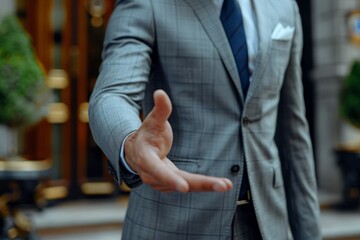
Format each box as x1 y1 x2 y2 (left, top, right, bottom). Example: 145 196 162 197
243 117 250 126
231 164 240 174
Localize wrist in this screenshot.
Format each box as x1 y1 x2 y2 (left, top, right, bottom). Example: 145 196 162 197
124 132 137 172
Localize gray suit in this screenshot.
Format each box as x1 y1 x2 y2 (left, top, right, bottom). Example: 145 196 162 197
89 0 321 239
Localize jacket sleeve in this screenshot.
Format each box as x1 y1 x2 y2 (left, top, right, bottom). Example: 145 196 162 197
88 0 155 188
275 1 322 239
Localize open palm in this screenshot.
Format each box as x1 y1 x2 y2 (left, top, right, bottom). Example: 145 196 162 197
124 90 233 192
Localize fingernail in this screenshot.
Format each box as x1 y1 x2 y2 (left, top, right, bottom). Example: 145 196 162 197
213 182 226 192
176 182 189 192
225 179 233 189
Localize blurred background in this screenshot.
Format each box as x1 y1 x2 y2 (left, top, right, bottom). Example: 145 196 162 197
0 0 360 239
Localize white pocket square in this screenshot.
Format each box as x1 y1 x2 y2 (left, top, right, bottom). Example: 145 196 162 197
271 23 295 40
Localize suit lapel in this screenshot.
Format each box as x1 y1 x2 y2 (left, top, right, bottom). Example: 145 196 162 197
183 0 279 103
246 0 274 101
184 0 245 104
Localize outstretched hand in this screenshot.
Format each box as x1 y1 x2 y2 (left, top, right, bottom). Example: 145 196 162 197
124 90 233 192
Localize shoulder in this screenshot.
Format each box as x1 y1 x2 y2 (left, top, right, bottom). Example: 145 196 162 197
266 0 299 25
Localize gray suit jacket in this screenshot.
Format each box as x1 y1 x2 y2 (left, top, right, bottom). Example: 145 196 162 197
89 0 321 239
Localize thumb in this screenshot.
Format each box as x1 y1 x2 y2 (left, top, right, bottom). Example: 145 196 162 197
151 90 172 124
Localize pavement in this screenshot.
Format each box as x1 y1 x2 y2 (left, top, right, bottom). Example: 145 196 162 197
27 192 360 240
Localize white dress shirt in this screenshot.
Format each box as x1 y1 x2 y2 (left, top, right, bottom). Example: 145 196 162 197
120 0 259 174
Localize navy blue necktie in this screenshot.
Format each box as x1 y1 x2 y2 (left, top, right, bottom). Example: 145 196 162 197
221 0 250 199
220 0 250 96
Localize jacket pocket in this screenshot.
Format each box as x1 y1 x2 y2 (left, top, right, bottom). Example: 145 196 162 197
169 156 199 174
273 163 284 188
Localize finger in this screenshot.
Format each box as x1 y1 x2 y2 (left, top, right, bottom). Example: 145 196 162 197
140 90 173 157
141 89 172 129
139 152 189 192
140 172 164 186
151 185 175 192
179 171 233 192
151 90 172 125
148 163 181 191
142 89 172 130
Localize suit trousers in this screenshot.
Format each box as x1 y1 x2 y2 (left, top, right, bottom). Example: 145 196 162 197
231 203 262 240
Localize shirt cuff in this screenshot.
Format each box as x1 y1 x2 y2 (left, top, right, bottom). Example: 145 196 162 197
119 133 138 175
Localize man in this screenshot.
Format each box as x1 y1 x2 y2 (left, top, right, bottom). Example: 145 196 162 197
89 0 321 239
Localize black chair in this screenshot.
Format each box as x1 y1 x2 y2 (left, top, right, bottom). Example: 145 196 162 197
0 159 51 240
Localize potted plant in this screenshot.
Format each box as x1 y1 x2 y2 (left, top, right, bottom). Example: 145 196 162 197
0 14 51 159
340 61 360 129
335 61 360 210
